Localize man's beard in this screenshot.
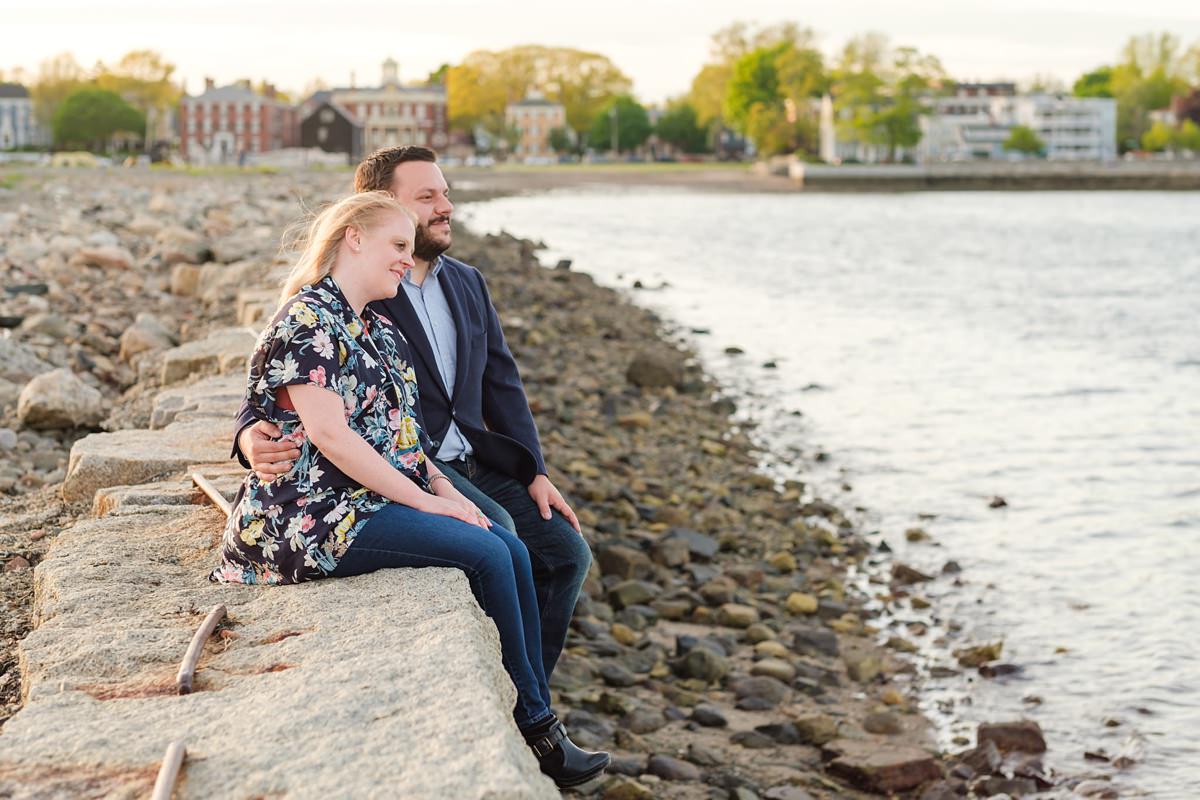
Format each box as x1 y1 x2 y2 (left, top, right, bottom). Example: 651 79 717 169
414 216 452 262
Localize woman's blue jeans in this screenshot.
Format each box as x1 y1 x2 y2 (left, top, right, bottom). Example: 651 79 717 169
330 502 553 729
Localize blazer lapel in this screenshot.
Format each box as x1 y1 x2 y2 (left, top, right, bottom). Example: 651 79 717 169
439 264 473 402
376 290 450 404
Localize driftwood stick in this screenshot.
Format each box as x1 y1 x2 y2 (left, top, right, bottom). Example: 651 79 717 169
176 604 226 695
150 739 187 800
191 471 232 518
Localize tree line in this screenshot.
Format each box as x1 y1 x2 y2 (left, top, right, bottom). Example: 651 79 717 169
4 26 1199 158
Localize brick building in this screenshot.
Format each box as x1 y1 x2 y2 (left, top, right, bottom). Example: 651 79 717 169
178 79 297 163
327 59 448 155
505 95 567 160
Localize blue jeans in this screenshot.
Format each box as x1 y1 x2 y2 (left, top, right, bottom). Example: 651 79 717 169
331 502 552 729
434 457 593 680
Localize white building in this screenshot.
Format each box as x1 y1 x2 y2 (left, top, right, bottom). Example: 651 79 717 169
328 59 448 155
0 83 46 150
918 83 1117 162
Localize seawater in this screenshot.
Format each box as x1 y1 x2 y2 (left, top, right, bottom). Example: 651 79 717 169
463 187 1200 797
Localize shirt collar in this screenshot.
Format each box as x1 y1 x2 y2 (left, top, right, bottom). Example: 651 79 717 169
403 256 443 288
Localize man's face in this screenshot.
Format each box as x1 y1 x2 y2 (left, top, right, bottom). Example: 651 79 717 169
389 161 453 262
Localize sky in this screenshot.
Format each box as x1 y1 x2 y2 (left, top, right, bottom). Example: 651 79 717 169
3 0 1200 102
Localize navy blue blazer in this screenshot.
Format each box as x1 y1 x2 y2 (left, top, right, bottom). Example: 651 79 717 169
233 255 547 485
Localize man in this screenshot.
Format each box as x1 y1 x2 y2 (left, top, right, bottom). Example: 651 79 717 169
234 146 593 682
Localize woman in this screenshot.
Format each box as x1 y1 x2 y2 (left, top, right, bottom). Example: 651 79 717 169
210 191 608 788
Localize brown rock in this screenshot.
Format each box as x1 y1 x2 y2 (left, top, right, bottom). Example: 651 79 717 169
977 720 1046 754
716 603 759 628
4 555 31 572
825 739 942 793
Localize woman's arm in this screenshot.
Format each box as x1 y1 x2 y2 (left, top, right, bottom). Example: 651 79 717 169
287 384 487 528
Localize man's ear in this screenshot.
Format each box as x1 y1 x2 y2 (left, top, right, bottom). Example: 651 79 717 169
344 225 362 253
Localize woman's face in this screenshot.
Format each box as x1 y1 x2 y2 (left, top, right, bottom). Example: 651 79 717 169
356 211 416 301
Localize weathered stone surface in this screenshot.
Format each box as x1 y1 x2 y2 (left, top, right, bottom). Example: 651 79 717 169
159 328 256 385
824 739 942 793
61 420 227 504
17 369 105 430
717 602 760 628
150 374 246 429
977 720 1047 754
646 754 701 781
1 507 558 799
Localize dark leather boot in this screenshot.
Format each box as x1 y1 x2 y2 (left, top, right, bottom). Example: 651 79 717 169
524 719 610 788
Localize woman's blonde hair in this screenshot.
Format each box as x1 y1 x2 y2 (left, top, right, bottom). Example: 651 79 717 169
278 190 417 306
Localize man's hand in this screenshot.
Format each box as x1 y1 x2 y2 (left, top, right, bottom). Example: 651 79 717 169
239 420 301 482
528 474 581 533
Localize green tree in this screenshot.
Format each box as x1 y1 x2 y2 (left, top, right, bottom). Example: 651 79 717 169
655 101 709 153
426 63 449 86
1140 120 1173 151
548 126 574 154
30 52 86 129
832 35 945 161
1176 119 1200 152
447 46 631 145
52 87 145 151
1107 33 1191 150
1004 125 1045 155
589 95 651 153
1073 66 1114 98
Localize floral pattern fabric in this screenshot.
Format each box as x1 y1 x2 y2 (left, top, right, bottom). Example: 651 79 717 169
211 275 427 585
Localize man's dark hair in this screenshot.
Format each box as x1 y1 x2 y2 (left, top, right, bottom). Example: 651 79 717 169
354 146 437 193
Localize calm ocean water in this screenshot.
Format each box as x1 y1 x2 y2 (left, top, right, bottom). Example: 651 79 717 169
463 188 1200 797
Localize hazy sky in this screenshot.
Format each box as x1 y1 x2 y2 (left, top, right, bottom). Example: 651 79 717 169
4 0 1200 102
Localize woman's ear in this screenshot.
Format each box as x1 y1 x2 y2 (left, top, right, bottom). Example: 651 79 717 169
344 226 362 254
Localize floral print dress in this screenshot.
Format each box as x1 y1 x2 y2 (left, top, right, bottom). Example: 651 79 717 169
211 275 428 585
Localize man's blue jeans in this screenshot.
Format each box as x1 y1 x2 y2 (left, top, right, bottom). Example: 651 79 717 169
331 502 553 729
434 457 592 681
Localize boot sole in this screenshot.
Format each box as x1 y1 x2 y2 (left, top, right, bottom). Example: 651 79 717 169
553 755 611 789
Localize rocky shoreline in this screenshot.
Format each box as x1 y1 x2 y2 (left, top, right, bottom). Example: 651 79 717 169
0 167 1101 798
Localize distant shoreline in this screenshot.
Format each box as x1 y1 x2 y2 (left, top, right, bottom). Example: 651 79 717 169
447 160 1200 193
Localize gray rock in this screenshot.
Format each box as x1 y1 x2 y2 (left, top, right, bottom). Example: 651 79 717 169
623 707 668 734
689 703 728 728
17 369 105 430
625 349 684 389
732 676 789 709
863 710 904 735
608 580 661 610
0 338 54 383
665 527 719 560
646 754 701 781
0 428 17 451
674 646 730 683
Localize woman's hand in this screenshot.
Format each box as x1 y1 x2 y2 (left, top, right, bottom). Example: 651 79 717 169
418 492 490 529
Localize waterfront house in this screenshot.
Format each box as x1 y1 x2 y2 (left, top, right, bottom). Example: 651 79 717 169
505 94 567 161
917 83 1117 162
0 83 46 150
178 79 297 164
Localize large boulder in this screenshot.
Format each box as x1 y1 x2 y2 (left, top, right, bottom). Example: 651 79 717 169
1 508 559 799
17 369 105 430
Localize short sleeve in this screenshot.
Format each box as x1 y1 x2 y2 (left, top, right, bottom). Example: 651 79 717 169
247 298 343 424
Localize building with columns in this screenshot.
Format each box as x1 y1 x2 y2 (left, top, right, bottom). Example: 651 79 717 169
326 59 448 155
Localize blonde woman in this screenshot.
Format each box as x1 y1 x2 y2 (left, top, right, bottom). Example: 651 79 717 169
210 191 609 788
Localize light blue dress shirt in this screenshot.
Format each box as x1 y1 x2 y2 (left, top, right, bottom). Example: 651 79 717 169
401 257 472 460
